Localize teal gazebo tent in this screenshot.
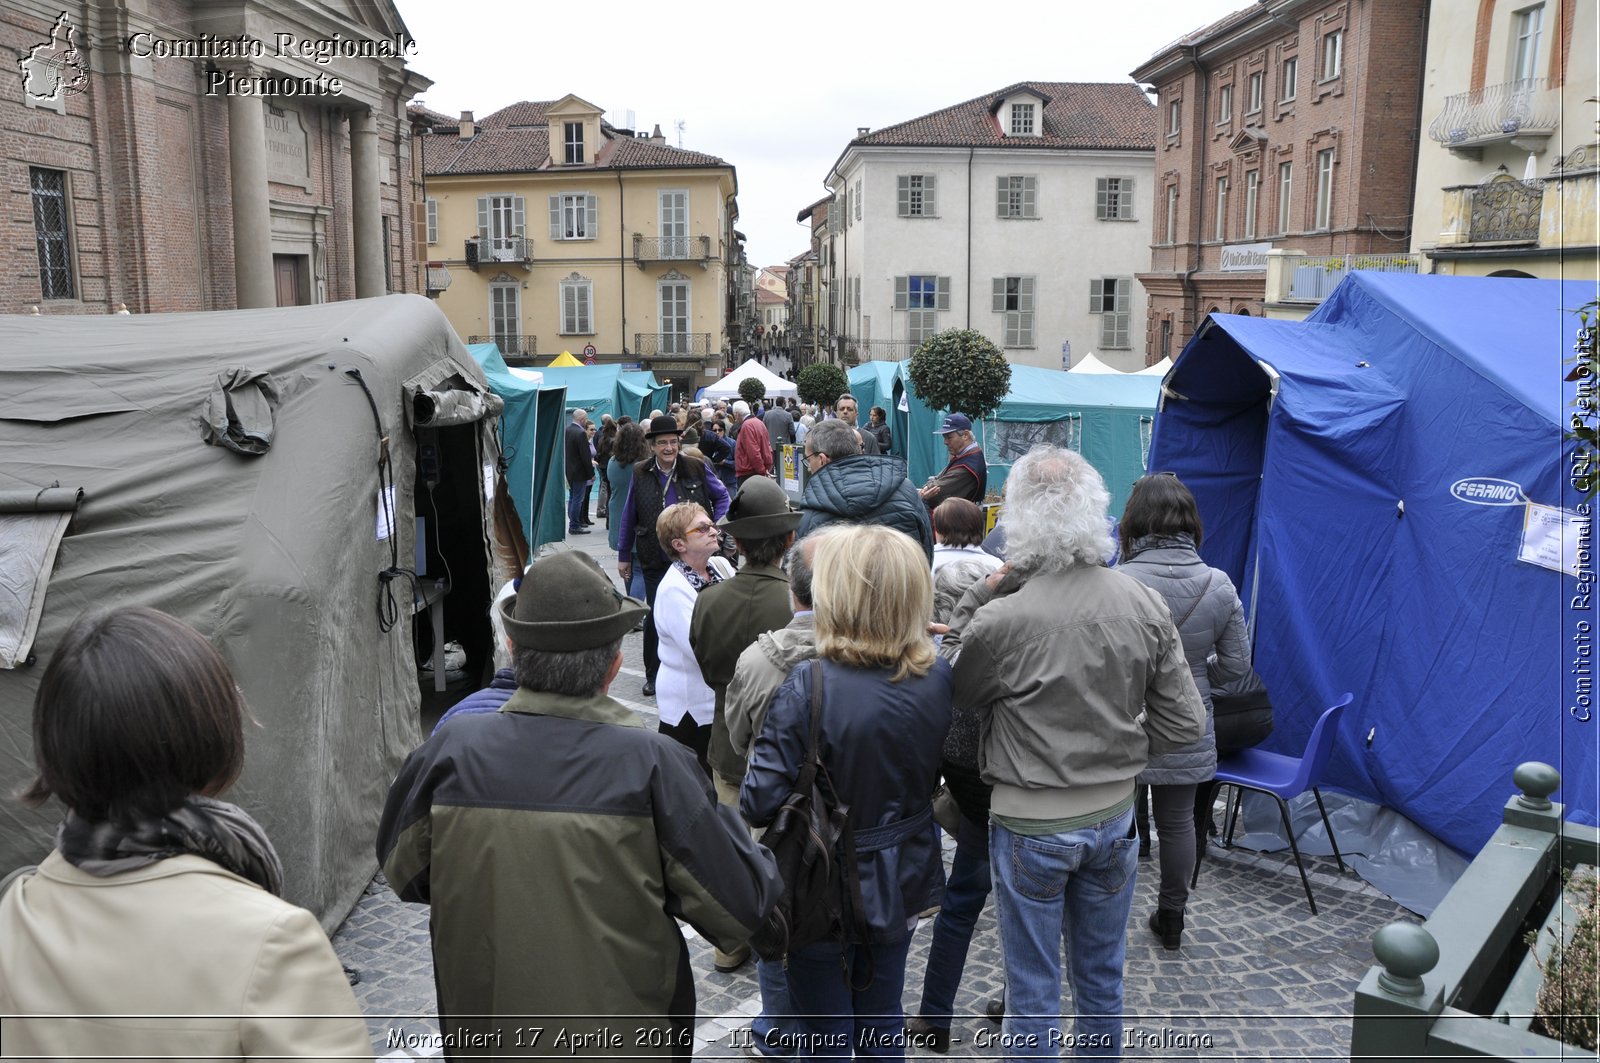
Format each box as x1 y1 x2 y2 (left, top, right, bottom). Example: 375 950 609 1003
467 344 568 552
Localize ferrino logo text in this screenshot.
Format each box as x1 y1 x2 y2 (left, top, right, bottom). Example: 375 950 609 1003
1450 477 1528 506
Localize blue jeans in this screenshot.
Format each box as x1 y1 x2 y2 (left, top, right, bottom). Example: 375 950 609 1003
989 807 1139 1060
783 935 913 1061
919 814 992 1027
567 479 586 530
751 956 796 1060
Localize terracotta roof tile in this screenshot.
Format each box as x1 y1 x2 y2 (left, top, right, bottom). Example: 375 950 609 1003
407 104 456 130
853 81 1154 152
425 98 731 176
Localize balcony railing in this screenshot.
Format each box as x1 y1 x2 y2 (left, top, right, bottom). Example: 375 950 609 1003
1277 252 1421 302
839 338 920 363
633 234 713 268
465 237 532 269
467 335 538 362
425 264 452 293
1427 78 1560 154
635 332 713 356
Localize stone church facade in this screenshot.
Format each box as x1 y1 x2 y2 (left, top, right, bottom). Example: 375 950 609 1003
2 0 429 314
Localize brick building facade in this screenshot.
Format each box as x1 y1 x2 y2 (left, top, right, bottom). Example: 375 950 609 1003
3 0 429 315
1131 0 1426 355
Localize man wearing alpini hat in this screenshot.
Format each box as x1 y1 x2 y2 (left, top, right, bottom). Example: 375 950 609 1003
689 476 800 975
378 551 778 1058
617 413 731 697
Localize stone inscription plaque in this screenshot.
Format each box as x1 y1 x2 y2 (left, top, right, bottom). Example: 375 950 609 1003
265 105 311 189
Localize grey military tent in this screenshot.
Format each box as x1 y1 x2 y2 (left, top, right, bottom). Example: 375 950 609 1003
0 296 505 928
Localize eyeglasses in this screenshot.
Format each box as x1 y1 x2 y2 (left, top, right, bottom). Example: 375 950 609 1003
684 522 718 537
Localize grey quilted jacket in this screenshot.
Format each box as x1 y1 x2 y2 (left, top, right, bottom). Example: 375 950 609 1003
1118 534 1251 785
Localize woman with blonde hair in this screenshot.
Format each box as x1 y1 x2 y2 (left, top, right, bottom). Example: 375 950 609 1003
653 500 733 773
742 525 952 1061
0 606 369 1057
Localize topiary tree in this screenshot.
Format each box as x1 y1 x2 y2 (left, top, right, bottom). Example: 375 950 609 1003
796 363 848 410
906 328 1011 421
738 376 767 406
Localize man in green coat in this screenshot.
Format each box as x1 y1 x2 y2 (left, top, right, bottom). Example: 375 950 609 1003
378 552 780 1059
689 476 799 974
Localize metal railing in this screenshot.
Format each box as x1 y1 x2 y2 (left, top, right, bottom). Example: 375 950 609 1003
633 234 712 266
634 332 713 356
1428 78 1560 148
465 237 532 268
425 265 452 292
467 335 538 358
840 338 920 363
1467 174 1544 243
1281 252 1421 302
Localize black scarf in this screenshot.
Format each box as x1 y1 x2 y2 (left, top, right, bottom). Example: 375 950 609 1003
56 794 284 895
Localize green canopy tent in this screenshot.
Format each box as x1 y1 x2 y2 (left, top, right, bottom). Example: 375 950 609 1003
889 361 1159 515
467 345 568 553
846 361 907 457
0 296 504 928
623 372 671 421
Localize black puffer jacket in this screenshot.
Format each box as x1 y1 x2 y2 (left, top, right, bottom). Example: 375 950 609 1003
796 454 934 560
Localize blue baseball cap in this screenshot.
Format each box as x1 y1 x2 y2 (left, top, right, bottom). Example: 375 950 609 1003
935 413 972 435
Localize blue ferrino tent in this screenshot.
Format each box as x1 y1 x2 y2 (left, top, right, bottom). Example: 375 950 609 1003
1148 272 1600 856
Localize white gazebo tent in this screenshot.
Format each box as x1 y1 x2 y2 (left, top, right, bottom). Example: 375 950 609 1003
1136 356 1174 376
702 359 797 400
1067 351 1121 373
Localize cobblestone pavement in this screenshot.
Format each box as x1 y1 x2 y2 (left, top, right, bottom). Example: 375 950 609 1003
340 534 1410 1061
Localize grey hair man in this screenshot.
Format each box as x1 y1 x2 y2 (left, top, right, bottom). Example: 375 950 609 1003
937 446 1204 1056
832 392 880 454
795 419 932 559
378 551 779 1056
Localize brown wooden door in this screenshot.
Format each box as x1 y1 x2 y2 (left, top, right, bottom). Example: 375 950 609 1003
273 255 304 306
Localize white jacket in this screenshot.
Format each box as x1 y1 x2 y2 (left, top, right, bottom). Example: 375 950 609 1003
655 563 722 727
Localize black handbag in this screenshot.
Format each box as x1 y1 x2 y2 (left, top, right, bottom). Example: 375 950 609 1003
1212 669 1274 756
748 661 873 988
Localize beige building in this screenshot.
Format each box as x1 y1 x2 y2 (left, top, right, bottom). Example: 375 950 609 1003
420 96 740 396
1411 0 1597 279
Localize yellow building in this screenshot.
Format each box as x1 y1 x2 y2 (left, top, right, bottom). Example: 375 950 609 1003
1411 0 1598 280
418 95 740 395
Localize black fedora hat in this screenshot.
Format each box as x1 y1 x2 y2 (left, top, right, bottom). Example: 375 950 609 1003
644 414 682 439
498 552 647 652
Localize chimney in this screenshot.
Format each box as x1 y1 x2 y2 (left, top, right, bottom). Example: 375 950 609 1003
650 123 665 145
458 110 475 139
856 126 870 137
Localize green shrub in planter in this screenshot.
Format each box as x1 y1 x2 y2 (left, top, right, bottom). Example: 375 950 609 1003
796 363 848 410
737 376 766 406
907 329 1010 421
1530 870 1598 1050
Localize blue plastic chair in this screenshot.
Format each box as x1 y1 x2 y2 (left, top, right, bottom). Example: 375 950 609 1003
1195 693 1353 914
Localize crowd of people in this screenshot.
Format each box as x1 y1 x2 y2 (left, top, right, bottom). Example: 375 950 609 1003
0 381 1254 1062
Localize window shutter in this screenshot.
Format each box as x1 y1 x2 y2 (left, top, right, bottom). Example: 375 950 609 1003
936 276 951 311
894 276 908 310
992 277 1007 313
925 176 938 216
585 195 598 238
1090 277 1105 312
423 199 437 244
1122 179 1135 217
1095 178 1109 219
897 177 910 217
477 197 490 244
1115 278 1131 313
1100 314 1116 348
997 177 1010 216
548 196 561 240
1023 178 1036 218
1020 276 1035 311
579 283 591 333
512 196 526 237
1019 312 1034 345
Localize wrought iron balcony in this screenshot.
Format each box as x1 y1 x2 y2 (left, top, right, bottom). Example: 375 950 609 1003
1441 172 1545 245
634 332 713 356
467 335 538 362
633 234 713 268
425 263 452 293
465 237 532 269
1427 78 1560 156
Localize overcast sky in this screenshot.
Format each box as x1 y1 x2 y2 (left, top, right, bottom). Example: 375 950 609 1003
392 0 1250 270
